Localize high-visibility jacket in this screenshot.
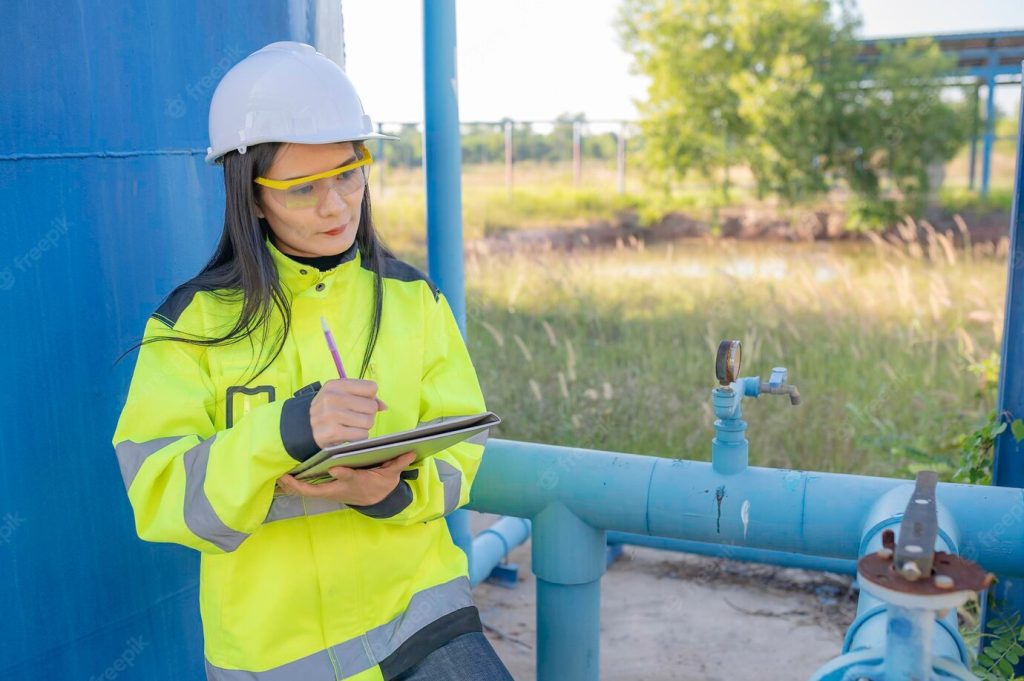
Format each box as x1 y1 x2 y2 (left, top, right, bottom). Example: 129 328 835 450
112 236 488 680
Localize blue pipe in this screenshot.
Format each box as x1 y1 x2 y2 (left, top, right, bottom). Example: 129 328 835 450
981 66 997 197
422 0 529 572
422 0 466 330
469 517 531 587
990 63 1024 676
468 440 1024 680
533 502 606 681
607 532 857 575
469 441 1024 576
845 487 967 665
711 378 760 475
618 375 855 574
422 0 473 561
883 606 939 680
812 485 972 678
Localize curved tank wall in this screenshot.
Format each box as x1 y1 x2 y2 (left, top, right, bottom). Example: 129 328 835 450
0 3 338 677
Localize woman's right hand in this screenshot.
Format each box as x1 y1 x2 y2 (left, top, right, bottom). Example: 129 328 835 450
309 378 388 448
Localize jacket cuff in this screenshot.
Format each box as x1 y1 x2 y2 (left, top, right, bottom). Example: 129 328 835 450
280 392 320 462
349 480 414 519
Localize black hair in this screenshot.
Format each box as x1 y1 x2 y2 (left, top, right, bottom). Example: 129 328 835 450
117 141 390 383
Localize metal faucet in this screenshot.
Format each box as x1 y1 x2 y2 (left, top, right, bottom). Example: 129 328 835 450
711 341 800 474
760 367 801 405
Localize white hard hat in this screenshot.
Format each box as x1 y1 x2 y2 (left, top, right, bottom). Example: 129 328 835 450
205 41 397 164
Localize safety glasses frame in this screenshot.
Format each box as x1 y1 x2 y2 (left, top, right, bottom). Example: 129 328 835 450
253 143 373 191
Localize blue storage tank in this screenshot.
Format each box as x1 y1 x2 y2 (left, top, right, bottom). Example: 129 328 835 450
0 3 340 677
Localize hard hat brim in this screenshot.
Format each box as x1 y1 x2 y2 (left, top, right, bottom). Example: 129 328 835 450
205 131 400 165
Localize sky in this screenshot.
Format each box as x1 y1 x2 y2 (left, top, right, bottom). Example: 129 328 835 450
341 0 1024 125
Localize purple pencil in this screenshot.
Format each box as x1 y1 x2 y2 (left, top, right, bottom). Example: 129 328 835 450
320 316 347 379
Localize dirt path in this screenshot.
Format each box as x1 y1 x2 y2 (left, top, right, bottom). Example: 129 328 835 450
472 515 858 681
466 206 1011 256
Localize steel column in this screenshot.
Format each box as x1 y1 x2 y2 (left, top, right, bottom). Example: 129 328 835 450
981 65 998 197
422 0 475 559
422 0 466 331
989 63 1024 676
969 80 981 189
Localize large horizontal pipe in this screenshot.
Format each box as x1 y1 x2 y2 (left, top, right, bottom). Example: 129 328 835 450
607 532 857 575
468 440 1024 578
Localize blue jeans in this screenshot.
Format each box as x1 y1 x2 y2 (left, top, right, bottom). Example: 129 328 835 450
393 632 515 681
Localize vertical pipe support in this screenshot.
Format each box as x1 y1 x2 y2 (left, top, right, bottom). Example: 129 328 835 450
617 122 626 195
981 67 998 198
422 0 466 331
504 120 513 201
572 120 582 188
375 122 385 194
423 0 471 559
969 80 981 190
533 502 606 681
989 64 1024 676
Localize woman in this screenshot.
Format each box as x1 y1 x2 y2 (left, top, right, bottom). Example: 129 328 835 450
112 41 513 681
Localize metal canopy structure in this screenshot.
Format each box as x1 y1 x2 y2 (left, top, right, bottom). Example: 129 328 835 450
859 29 1024 197
859 30 1024 79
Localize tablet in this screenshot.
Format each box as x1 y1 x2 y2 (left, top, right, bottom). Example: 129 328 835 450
291 412 501 483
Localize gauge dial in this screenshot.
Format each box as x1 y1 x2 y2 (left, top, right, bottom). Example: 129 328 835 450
716 340 742 386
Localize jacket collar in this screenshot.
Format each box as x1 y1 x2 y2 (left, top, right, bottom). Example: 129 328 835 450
265 235 361 294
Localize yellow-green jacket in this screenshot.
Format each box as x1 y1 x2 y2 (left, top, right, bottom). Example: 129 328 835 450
112 237 488 680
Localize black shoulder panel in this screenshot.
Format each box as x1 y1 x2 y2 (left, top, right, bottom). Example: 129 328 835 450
151 282 211 328
365 256 440 302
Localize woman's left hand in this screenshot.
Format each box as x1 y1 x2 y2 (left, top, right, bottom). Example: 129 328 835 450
276 451 417 506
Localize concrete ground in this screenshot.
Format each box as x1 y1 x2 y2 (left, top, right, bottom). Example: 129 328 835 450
471 516 858 681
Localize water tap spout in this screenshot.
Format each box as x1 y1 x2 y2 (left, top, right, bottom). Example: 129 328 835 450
759 367 801 405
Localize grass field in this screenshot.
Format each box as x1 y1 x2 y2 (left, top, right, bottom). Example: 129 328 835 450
448 235 1009 478
371 140 1019 253
370 140 1017 479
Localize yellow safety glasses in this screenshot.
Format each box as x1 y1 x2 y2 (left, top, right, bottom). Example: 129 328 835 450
254 143 373 210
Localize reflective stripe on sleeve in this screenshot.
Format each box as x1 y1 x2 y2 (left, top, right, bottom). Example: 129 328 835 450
434 460 462 516
264 495 346 524
114 435 190 490
181 435 250 552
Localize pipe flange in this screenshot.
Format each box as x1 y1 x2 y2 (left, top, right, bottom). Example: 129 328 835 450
857 529 994 609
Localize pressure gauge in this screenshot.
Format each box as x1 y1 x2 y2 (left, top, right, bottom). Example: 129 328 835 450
716 340 742 386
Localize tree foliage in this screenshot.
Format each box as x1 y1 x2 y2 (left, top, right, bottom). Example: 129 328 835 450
618 0 968 210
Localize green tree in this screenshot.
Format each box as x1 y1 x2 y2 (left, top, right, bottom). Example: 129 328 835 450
378 123 423 168
850 39 967 212
461 122 504 164
618 0 967 211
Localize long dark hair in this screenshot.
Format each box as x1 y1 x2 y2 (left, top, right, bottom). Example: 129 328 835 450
118 142 390 384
